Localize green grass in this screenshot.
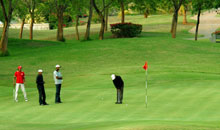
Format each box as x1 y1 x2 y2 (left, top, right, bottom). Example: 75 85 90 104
1 14 220 130
0 14 196 41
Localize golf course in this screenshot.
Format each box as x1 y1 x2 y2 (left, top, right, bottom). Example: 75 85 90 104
0 14 220 130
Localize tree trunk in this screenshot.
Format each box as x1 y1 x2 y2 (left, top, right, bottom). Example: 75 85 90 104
84 0 93 40
57 7 64 41
92 0 105 40
144 8 149 18
170 0 183 38
105 7 109 31
120 0 125 23
30 13 34 40
99 16 105 40
171 13 175 33
183 6 187 24
75 15 80 40
0 0 14 56
103 0 105 24
195 8 201 41
19 18 25 39
0 21 9 55
171 10 178 38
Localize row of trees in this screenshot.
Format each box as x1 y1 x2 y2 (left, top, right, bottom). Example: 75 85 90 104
0 0 220 56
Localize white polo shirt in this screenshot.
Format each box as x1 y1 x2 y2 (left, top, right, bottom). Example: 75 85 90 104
53 70 63 84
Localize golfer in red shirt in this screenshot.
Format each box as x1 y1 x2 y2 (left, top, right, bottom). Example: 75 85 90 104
13 66 28 102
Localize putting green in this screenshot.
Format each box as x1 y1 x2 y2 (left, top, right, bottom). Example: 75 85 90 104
0 15 220 130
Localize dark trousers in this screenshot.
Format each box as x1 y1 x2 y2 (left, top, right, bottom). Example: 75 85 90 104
37 85 46 105
116 87 124 103
55 84 62 103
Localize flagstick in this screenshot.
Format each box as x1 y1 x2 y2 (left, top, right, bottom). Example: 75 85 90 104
13 85 15 101
143 61 148 108
145 70 148 108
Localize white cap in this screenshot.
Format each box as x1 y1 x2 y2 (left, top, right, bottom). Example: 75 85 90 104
38 69 43 72
55 65 60 68
111 74 116 80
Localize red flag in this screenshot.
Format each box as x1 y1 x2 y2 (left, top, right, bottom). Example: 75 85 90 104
143 62 148 70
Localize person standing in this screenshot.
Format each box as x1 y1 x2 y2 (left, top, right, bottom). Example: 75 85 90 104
36 69 48 106
111 74 124 104
53 65 63 103
13 66 28 102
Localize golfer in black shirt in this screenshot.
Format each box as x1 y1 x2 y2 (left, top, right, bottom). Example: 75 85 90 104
111 74 124 104
36 69 48 106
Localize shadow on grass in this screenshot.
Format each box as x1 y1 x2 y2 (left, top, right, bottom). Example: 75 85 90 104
8 38 62 48
140 32 171 38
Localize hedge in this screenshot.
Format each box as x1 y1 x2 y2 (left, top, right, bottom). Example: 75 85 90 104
110 22 142 38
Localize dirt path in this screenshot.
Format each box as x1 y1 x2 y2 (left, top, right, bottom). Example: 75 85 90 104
189 11 220 39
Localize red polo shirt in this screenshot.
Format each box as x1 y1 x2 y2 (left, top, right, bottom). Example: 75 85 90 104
14 71 25 83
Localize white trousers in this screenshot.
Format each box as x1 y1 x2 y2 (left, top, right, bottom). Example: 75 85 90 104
15 83 27 100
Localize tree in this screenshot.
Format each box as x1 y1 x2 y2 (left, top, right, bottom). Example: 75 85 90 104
192 0 213 41
68 0 85 40
181 0 190 24
170 0 185 38
192 0 202 41
0 0 16 56
0 5 3 22
213 0 220 9
92 0 112 40
119 0 125 23
85 0 93 40
182 5 187 24
103 0 112 31
54 0 69 41
24 0 37 40
74 9 80 40
104 4 109 31
132 0 157 18
157 0 173 14
180 0 192 25
14 1 29 39
45 0 71 41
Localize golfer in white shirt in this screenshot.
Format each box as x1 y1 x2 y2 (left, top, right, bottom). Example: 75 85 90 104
53 65 63 103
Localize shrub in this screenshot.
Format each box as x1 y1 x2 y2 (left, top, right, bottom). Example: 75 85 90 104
110 22 142 38
49 14 72 29
79 21 86 26
92 13 101 24
118 10 130 17
49 15 57 29
212 31 220 35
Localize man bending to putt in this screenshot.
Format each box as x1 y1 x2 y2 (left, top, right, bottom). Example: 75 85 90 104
111 74 124 104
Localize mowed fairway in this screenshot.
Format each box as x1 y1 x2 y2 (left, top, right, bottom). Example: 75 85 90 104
0 15 220 130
